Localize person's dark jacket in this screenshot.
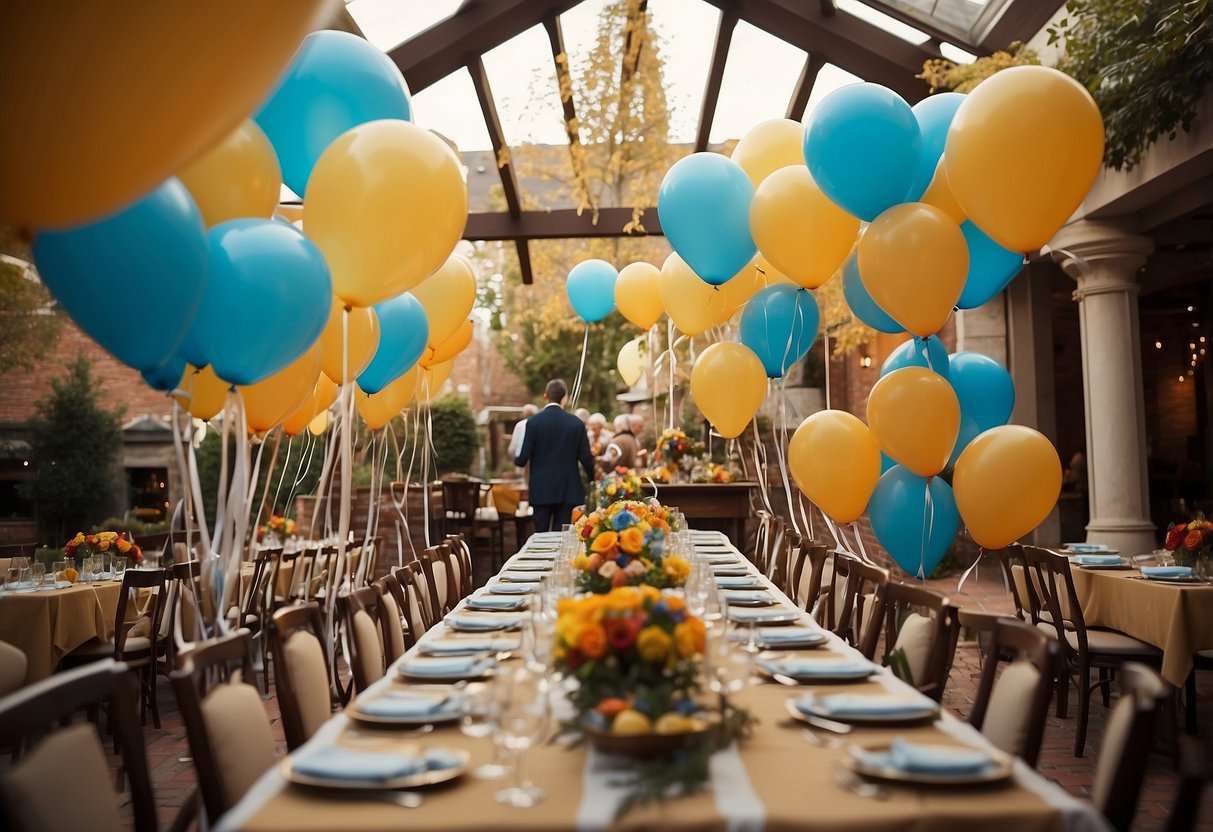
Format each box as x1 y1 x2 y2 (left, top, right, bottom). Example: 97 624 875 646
514 404 595 505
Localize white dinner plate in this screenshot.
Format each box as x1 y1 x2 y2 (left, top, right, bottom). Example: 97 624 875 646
845 742 1012 785
784 695 938 727
283 748 470 790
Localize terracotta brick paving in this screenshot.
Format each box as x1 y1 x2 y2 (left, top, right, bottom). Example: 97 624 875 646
87 557 1210 830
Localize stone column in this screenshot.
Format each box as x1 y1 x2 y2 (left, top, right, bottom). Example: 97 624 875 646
1051 219 1156 554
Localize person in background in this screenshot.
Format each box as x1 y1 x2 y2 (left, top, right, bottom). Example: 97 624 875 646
598 413 639 472
515 380 595 532
507 403 538 463
574 407 590 425
629 413 648 467
587 412 612 456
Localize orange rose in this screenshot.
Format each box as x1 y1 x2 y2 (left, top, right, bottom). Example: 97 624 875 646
571 507 585 523
1184 530 1202 551
591 532 619 554
577 623 607 659
618 527 645 555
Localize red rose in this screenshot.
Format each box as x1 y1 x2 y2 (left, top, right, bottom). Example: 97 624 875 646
581 525 593 539
564 649 584 671
603 617 639 650
1165 526 1184 550
1184 531 1202 551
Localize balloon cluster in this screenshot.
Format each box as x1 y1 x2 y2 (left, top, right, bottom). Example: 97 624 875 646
27 30 474 435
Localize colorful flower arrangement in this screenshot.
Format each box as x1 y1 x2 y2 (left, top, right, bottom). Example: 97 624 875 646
259 514 297 541
597 466 645 507
64 531 143 564
652 427 703 468
572 500 689 593
691 460 737 484
555 586 706 734
1164 516 1213 567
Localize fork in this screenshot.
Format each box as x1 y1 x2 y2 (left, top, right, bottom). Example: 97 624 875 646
801 727 843 749
831 759 888 800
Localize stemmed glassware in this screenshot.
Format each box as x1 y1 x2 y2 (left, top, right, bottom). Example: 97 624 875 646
494 664 551 808
461 679 509 780
30 563 46 590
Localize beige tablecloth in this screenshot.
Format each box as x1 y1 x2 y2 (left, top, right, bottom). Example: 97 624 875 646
1070 568 1213 686
0 582 122 683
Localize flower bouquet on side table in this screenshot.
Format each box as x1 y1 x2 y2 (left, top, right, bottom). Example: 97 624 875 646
596 467 645 507
652 428 704 481
572 500 689 593
1164 516 1213 577
258 514 298 545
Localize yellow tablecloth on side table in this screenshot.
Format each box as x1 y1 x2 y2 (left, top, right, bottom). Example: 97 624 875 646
1071 568 1213 686
0 582 123 684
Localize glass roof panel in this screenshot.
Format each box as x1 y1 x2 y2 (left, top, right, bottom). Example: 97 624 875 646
345 0 463 52
710 21 806 145
863 0 1017 45
836 0 931 45
647 0 720 145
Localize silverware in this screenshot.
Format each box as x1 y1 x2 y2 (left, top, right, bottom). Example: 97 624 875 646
770 672 802 687
831 759 887 800
801 727 843 749
322 789 423 809
803 714 853 735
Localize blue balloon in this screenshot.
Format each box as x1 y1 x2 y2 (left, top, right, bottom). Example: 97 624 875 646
948 352 1015 463
880 336 950 380
33 179 207 373
868 465 960 578
358 292 429 395
657 153 756 285
957 221 1025 309
841 256 901 334
565 259 619 323
880 453 897 474
142 353 187 393
804 84 922 221
906 92 966 201
739 284 820 378
255 30 412 196
189 220 332 386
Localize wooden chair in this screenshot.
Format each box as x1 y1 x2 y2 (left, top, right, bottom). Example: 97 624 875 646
62 566 167 727
788 539 830 612
337 586 386 694
968 618 1060 766
390 562 435 649
830 554 889 648
269 603 334 751
171 630 276 825
0 660 157 832
371 578 408 664
772 527 802 597
239 547 278 691
749 509 773 574
1089 663 1170 831
441 477 480 539
861 581 959 702
1022 546 1162 756
997 545 1035 622
270 549 303 608
445 533 474 598
418 545 451 620
0 639 28 697
1165 735 1211 832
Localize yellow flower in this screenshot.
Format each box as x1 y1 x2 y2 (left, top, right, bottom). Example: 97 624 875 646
71 533 85 544
591 531 619 554
556 615 585 647
98 531 118 541
98 539 111 551
557 597 578 617
571 554 591 571
674 618 706 657
636 626 672 662
664 594 686 612
604 587 642 612
638 585 661 604
618 527 644 555
662 555 690 583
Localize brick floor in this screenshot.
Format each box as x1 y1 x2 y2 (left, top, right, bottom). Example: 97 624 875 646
72 557 1213 830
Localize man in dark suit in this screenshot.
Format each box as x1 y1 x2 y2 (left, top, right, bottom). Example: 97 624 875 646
514 379 595 532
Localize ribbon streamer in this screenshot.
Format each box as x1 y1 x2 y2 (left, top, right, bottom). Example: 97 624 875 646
570 324 590 408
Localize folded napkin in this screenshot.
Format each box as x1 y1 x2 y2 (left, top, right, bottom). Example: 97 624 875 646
293 747 426 781
1065 543 1110 553
445 614 523 631
723 590 772 604
1073 554 1124 566
797 693 934 717
466 595 527 610
516 553 556 560
728 607 795 623
358 692 459 718
702 553 740 564
399 655 485 677
712 566 749 576
423 637 494 654
506 562 551 572
755 626 824 645
1141 566 1193 579
486 583 534 595
759 656 873 677
716 576 762 589
875 737 993 775
500 572 543 582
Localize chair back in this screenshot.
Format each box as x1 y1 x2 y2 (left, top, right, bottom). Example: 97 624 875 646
418 545 449 619
1091 663 1169 831
161 561 207 669
790 540 830 612
271 549 303 604
750 510 772 573
996 546 1032 621
117 567 168 659
1165 735 1211 832
269 603 333 750
171 630 275 823
371 577 407 663
242 547 278 625
392 562 434 647
831 554 889 647
968 617 1059 765
0 660 156 832
442 479 480 529
0 639 27 696
338 586 386 693
773 527 802 595
445 533 474 598
1020 546 1088 662
868 581 960 701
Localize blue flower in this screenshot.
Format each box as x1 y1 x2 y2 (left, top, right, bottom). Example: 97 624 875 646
611 510 637 531
615 554 629 568
668 608 686 623
673 698 700 716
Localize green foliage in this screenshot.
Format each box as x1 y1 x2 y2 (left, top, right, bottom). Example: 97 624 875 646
21 356 124 542
0 261 62 372
91 516 170 537
918 42 1041 93
1048 0 1213 171
195 432 323 527
428 394 479 475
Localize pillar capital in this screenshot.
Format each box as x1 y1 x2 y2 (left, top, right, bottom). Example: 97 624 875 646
1049 219 1153 295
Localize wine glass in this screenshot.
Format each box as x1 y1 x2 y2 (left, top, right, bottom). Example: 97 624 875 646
30 563 46 590
460 680 509 780
705 630 753 699
494 665 551 808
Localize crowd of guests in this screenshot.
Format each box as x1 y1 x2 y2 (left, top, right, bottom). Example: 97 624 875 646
575 409 647 473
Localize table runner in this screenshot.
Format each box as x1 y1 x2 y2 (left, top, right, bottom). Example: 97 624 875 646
220 532 1109 832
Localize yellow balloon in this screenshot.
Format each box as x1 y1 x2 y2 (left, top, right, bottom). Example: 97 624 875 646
788 411 881 523
857 203 967 338
319 301 381 383
719 257 766 315
356 367 420 430
617 337 645 386
177 120 280 227
944 65 1104 253
730 119 806 187
690 342 767 439
421 319 473 368
0 2 327 229
307 410 330 436
276 203 304 224
659 253 733 337
867 367 960 478
920 162 966 225
282 375 337 437
755 256 795 287
174 365 230 422
239 343 322 434
411 254 476 348
750 166 859 289
953 425 1063 548
615 262 664 330
416 359 455 405
306 121 468 307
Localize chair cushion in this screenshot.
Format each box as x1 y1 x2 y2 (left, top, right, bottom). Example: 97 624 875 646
891 613 935 686
957 608 1004 631
1091 694 1135 813
201 682 277 810
981 660 1041 757
120 636 152 655
1064 628 1162 656
0 723 124 831
352 609 385 689
0 640 27 696
283 631 331 742
379 592 406 661
128 615 152 639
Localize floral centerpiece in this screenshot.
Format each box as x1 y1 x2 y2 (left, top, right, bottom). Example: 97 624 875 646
64 531 143 564
258 514 297 543
1164 516 1212 569
652 427 704 473
596 466 645 507
691 460 737 484
572 500 689 593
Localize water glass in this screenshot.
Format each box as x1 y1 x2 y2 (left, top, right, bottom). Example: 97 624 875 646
113 558 128 581
494 665 551 808
1152 549 1175 567
79 557 94 583
461 681 510 780
705 630 752 696
90 556 103 582
30 563 46 589
5 564 20 590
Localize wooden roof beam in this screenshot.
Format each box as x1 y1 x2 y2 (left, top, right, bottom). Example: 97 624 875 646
695 8 740 153
463 207 662 241
542 15 594 215
786 53 825 122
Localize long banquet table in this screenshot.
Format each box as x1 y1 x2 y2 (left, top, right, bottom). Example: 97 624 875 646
219 532 1109 832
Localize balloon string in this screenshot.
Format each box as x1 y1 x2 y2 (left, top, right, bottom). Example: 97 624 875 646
667 318 676 430
821 512 850 555
917 479 935 581
647 325 658 428
822 333 831 409
211 393 232 558
850 522 873 565
270 431 292 529
956 545 986 596
185 425 211 556
249 428 282 552
750 417 775 516
570 324 590 408
770 379 801 537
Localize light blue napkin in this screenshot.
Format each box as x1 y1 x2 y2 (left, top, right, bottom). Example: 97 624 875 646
1066 543 1110 553
728 607 795 623
423 638 493 654
293 747 426 781
1141 566 1193 579
445 614 523 631
755 626 824 645
797 693 934 717
487 583 534 595
716 576 762 589
500 572 543 582
759 656 873 677
881 737 993 774
712 566 749 576
358 692 459 718
507 562 552 572
466 595 527 610
702 553 739 564
1073 554 1124 566
398 655 485 677
723 590 773 604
